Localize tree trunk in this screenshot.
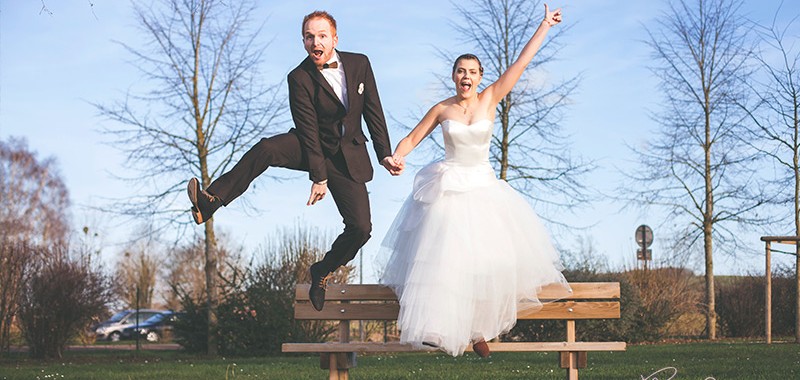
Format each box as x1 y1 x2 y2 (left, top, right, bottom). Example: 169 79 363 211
204 219 218 356
795 184 799 344
704 99 716 340
201 165 218 356
796 221 799 344
794 102 800 344
704 219 715 339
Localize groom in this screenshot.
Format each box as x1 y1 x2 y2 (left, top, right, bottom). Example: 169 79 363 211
187 10 401 311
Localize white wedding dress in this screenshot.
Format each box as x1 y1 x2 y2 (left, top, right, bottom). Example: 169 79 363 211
379 119 572 357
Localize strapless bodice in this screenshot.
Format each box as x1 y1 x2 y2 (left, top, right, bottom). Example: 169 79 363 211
441 119 492 166
408 119 495 203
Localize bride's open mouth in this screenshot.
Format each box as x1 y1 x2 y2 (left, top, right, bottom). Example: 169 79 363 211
460 80 472 92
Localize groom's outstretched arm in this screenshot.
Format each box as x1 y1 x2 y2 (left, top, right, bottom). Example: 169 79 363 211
359 55 393 163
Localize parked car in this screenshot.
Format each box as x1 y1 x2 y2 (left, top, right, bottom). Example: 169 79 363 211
94 309 165 342
122 311 183 342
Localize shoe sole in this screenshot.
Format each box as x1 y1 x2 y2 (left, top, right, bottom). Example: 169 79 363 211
187 178 204 224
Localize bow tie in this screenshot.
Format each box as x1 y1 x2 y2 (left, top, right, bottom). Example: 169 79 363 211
318 61 338 70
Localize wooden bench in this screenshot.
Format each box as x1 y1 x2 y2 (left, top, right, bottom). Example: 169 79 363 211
282 282 625 380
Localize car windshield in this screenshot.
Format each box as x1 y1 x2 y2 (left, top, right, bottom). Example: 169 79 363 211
107 311 130 323
143 313 167 324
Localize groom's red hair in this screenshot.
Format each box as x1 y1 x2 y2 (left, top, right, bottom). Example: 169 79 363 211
302 11 337 36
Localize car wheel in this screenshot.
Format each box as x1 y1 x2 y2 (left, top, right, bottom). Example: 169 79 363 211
109 331 121 342
146 331 160 343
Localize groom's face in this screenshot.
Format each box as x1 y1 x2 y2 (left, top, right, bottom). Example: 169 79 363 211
303 17 338 66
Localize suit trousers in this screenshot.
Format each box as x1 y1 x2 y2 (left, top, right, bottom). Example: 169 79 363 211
207 131 372 272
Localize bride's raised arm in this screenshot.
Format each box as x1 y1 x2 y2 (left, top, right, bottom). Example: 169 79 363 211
483 4 562 104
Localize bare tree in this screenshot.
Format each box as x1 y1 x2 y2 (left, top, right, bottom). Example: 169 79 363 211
37 0 97 18
74 224 106 276
114 244 161 309
559 234 608 273
740 10 800 342
164 238 207 311
94 0 286 355
415 0 592 221
0 137 70 248
627 0 767 339
164 232 244 311
0 137 71 354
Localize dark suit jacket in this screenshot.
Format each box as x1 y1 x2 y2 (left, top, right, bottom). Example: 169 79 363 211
287 51 392 184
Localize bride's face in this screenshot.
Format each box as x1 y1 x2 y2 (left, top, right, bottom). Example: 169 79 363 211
452 58 482 98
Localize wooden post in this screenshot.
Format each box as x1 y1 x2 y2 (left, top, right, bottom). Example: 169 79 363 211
559 319 588 377
760 236 800 344
340 318 350 343
765 241 772 344
566 320 578 380
338 313 351 380
321 351 355 380
321 301 354 380
328 354 339 380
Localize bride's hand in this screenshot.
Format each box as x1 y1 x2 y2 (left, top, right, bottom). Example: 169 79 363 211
393 154 406 169
381 156 404 176
390 155 406 175
543 4 562 27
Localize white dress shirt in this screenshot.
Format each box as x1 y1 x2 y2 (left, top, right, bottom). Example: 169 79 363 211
320 52 348 112
314 55 348 186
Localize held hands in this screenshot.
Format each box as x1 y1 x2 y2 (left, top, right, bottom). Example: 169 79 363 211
543 4 562 27
381 156 405 176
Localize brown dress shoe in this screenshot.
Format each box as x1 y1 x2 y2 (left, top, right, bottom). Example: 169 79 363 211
309 262 332 311
473 339 490 358
187 177 222 224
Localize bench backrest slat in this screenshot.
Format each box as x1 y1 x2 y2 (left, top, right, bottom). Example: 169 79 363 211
294 301 620 320
294 282 619 302
293 282 620 321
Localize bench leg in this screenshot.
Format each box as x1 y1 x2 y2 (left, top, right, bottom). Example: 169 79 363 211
321 353 356 380
566 352 578 380
325 354 349 380
328 354 338 380
560 351 587 380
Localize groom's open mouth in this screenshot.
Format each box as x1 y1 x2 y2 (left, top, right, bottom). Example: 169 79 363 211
313 49 324 59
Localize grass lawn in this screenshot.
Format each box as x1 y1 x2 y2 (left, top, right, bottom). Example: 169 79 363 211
1 341 799 379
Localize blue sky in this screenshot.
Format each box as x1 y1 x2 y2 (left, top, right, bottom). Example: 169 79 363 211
1 0 799 281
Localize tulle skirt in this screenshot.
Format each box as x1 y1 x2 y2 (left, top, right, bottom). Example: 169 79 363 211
379 160 571 356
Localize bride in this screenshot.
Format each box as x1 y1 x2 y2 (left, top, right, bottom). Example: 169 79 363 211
379 4 571 357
